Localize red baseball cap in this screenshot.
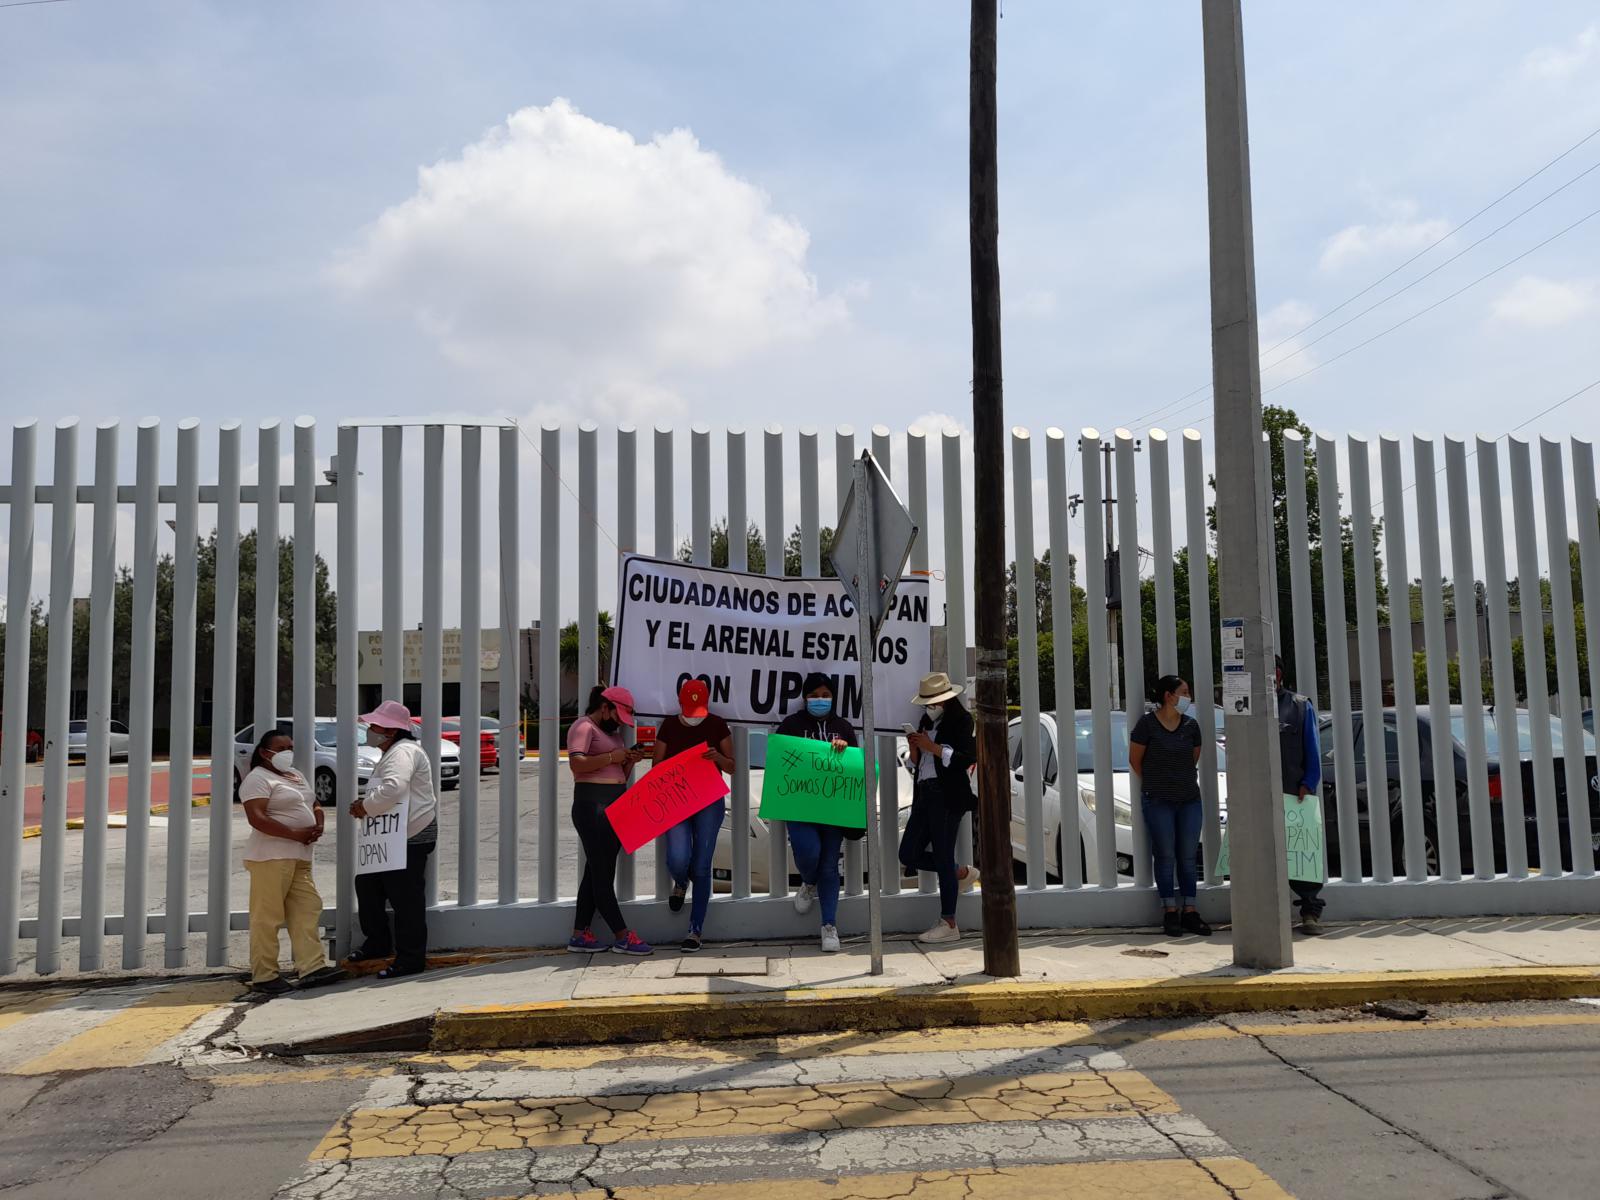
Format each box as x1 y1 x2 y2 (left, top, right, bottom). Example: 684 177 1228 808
678 679 710 719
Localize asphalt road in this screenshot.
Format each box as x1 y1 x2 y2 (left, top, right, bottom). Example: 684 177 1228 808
0 998 1594 1198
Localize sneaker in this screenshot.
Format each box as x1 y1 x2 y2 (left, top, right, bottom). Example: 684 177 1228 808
669 885 686 914
959 865 979 893
819 924 841 953
250 976 293 997
917 921 961 945
1180 911 1213 937
1163 910 1183 937
297 965 350 990
567 929 604 954
1300 909 1322 934
681 932 703 953
612 930 654 956
794 883 817 915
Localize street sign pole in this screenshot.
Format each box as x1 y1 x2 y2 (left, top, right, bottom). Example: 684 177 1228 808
853 455 885 977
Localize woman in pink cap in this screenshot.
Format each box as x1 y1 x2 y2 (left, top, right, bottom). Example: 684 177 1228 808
566 684 652 954
348 700 438 978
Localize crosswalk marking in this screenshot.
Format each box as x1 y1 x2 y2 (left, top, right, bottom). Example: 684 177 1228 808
2 979 243 1075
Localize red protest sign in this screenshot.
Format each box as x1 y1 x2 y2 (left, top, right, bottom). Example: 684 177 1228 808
605 742 730 854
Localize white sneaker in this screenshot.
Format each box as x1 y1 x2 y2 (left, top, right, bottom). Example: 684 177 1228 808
819 924 841 953
959 865 979 893
917 921 961 945
794 883 817 915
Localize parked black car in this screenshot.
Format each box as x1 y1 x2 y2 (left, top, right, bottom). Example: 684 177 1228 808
1319 707 1599 877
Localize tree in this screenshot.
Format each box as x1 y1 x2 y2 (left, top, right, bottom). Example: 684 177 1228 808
677 519 766 573
559 612 615 688
1004 551 1090 707
783 525 837 577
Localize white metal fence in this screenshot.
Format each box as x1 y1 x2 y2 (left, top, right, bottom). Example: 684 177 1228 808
2 417 1597 977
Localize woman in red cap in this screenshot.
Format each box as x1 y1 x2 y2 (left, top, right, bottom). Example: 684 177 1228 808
652 678 735 952
566 684 652 954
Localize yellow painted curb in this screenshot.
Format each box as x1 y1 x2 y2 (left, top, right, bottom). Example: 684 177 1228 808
22 797 213 839
431 965 1600 1051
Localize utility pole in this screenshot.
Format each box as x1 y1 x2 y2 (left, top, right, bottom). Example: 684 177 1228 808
968 0 1020 977
1201 0 1293 969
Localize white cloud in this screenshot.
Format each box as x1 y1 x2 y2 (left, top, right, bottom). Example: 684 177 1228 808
1489 275 1597 327
1011 289 1058 320
1523 24 1599 81
1258 299 1319 386
331 99 846 423
1318 216 1449 272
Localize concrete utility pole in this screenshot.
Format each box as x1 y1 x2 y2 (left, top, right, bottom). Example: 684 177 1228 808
1200 0 1293 969
968 0 1020 976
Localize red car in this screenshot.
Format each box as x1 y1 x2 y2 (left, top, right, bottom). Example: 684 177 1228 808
413 716 502 772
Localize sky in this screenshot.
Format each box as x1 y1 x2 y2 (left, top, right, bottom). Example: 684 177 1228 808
2 1 1599 636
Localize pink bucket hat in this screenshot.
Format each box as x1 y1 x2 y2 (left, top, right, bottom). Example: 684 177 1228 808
360 700 415 731
600 685 636 726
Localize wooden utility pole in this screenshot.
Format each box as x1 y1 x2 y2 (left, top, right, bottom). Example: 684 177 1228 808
969 0 1020 977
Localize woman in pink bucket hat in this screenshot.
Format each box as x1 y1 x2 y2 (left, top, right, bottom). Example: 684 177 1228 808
348 700 439 977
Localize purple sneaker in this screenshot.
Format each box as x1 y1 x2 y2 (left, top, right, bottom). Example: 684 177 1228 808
611 930 653 956
567 929 603 954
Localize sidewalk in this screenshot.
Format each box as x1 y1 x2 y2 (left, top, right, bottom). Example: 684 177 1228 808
229 915 1600 1056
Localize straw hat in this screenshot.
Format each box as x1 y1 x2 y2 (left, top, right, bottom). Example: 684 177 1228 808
910 672 964 706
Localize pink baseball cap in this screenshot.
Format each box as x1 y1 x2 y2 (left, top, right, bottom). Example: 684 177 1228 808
359 700 415 731
601 686 636 726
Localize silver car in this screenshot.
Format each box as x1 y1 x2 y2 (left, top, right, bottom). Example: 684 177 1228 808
233 718 459 807
66 719 130 762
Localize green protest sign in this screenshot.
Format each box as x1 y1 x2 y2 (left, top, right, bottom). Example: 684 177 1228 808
758 733 877 830
1214 794 1326 884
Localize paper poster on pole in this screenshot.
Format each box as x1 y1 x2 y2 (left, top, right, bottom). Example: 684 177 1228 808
1214 793 1325 883
757 733 876 830
612 555 930 731
605 743 731 854
355 797 408 877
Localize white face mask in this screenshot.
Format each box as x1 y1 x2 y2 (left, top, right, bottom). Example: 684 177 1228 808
270 750 295 773
924 703 944 720
1175 697 1192 715
680 714 705 727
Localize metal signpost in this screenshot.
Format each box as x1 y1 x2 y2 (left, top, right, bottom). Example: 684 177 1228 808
831 450 917 977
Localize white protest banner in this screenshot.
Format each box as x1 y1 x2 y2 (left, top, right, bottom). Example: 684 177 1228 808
612 554 931 731
355 797 408 877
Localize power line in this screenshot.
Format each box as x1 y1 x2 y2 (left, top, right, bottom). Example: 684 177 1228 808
0 1 71 9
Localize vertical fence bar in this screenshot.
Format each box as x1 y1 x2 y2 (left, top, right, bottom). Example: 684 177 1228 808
37 421 77 975
382 426 403 701
0 421 37 975
1540 437 1592 875
1012 429 1045 890
615 427 636 902
497 426 521 905
165 420 200 967
539 426 562 902
1380 436 1428 880
207 424 241 964
943 428 972 874
80 421 118 971
834 426 863 895
1446 437 1494 879
1046 430 1081 887
907 427 933 893
459 426 482 907
255 421 280 746
691 426 711 567
1149 430 1177 676
651 426 673 899
578 424 599 705
1348 436 1392 881
1573 439 1600 868
122 419 159 969
1184 431 1223 884
293 419 316 788
1282 431 1317 702
1477 438 1527 877
727 428 752 900
1259 435 1283 658
870 426 900 896
1114 429 1150 887
1081 431 1118 887
800 429 820 575
1413 437 1462 881
421 425 444 904
763 426 789 899
1509 438 1563 876
1317 434 1362 880
335 424 359 956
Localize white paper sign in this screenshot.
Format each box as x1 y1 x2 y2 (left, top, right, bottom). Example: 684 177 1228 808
612 554 932 731
1220 617 1245 666
355 797 408 876
1222 666 1251 715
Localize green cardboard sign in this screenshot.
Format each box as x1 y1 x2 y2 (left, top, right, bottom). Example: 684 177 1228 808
1214 794 1326 884
758 733 876 830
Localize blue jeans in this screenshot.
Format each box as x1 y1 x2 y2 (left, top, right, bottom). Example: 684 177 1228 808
664 798 726 934
786 821 844 926
1142 795 1202 905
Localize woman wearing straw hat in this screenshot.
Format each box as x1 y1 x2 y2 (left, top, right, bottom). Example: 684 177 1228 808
348 700 439 978
899 672 979 945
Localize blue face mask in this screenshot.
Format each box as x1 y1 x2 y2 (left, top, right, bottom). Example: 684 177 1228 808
806 697 833 718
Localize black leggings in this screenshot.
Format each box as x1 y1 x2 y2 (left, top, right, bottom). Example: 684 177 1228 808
572 782 629 936
355 836 434 971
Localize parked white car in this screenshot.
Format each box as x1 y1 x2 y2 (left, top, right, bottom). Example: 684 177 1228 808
66 719 130 762
233 717 459 807
1007 711 1229 882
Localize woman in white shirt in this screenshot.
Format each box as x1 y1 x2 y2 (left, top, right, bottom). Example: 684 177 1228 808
349 700 439 979
240 730 347 995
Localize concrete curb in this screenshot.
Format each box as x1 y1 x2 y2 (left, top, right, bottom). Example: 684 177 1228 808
22 796 213 840
428 966 1600 1052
